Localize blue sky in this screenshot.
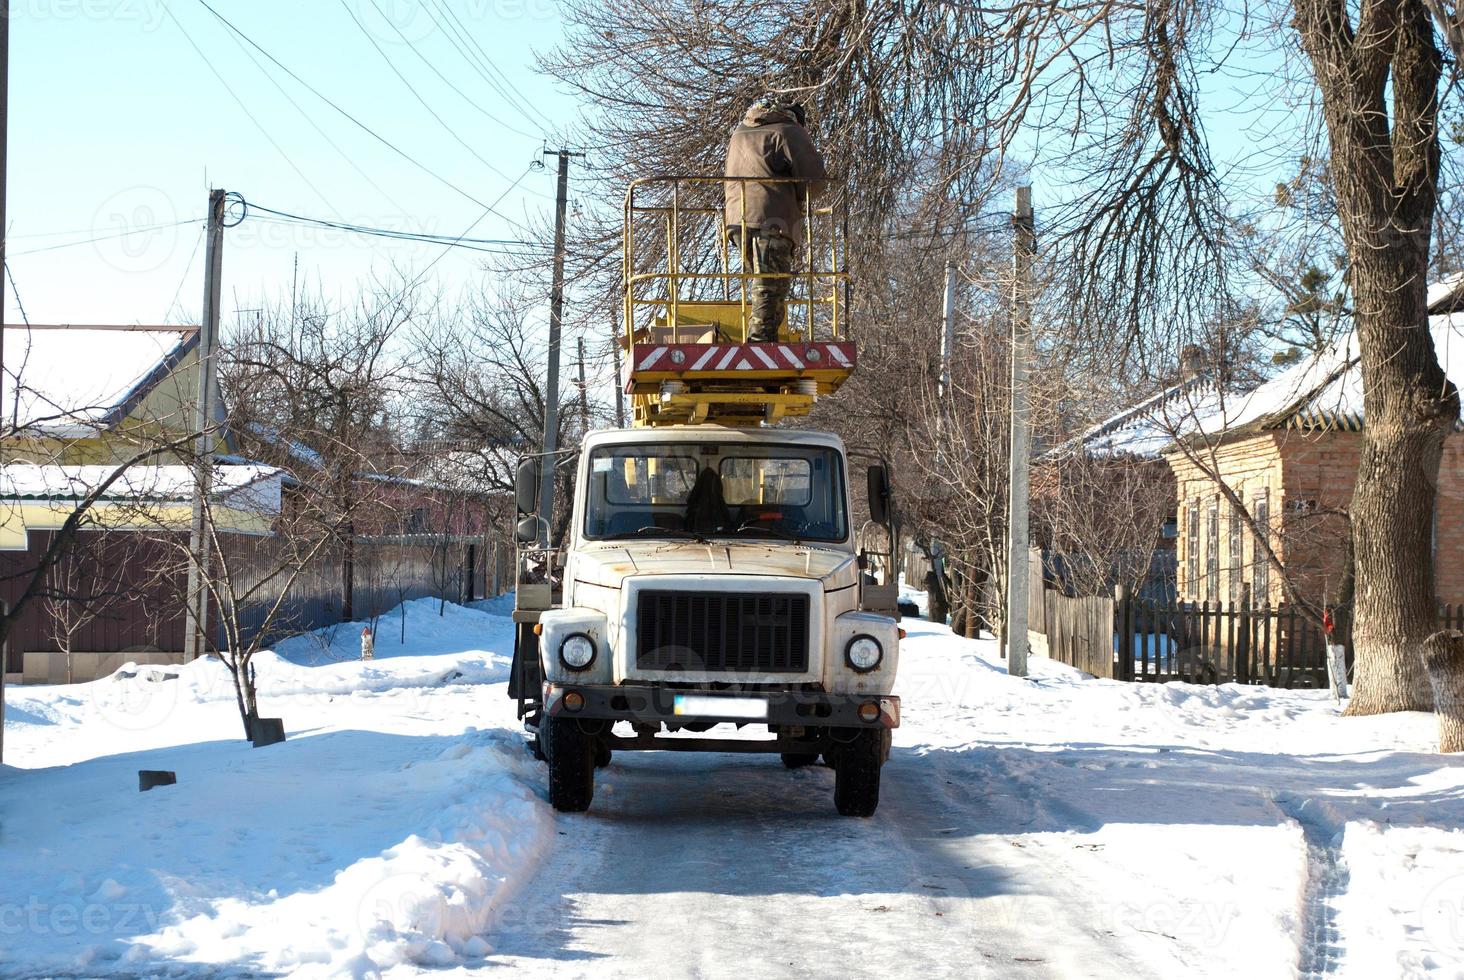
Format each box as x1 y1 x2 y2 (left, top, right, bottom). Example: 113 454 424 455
5 0 577 325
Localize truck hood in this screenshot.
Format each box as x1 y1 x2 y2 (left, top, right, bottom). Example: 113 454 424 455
570 540 859 591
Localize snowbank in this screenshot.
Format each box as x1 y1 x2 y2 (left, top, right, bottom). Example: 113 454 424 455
1 598 552 977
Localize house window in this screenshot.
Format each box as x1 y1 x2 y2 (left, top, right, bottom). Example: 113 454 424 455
1206 500 1220 603
1186 501 1200 595
1253 492 1270 604
1229 505 1244 601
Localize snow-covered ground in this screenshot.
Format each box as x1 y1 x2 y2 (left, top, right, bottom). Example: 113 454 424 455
3 599 1463 978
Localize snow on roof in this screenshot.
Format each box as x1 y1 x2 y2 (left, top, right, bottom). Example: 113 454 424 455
1050 372 1238 460
0 463 283 513
1188 311 1464 439
3 325 198 436
1428 272 1464 314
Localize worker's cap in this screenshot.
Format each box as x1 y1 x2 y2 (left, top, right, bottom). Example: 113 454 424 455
752 92 808 127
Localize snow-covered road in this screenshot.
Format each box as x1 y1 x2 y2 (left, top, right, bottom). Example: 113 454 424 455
4 600 1464 978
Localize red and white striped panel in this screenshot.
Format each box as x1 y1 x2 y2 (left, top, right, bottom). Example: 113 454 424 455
632 341 856 374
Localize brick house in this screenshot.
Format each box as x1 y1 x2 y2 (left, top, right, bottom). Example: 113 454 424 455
1035 355 1236 600
1165 280 1464 609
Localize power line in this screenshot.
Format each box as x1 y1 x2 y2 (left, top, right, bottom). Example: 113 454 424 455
336 0 527 189
241 200 550 252
431 0 541 123
398 165 538 294
10 219 205 257
161 1 344 214
213 4 412 216
359 0 545 147
167 222 207 321
189 0 524 223
418 0 542 132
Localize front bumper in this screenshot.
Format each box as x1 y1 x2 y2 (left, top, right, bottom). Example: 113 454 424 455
544 683 900 729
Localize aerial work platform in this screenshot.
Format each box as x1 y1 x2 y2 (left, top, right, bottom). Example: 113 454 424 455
622 176 854 427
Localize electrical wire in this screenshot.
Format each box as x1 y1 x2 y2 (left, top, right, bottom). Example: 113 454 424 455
431 0 541 123
189 0 523 222
166 222 208 322
359 0 546 148
161 1 344 214
393 165 538 299
240 200 550 252
213 4 412 216
418 0 542 132
10 219 205 257
336 0 528 189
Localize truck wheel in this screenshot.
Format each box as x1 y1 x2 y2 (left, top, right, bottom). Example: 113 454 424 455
832 729 883 817
594 740 613 769
546 717 595 813
781 752 819 769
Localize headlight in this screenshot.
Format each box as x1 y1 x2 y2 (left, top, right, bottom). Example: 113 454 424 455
559 633 596 670
845 635 883 672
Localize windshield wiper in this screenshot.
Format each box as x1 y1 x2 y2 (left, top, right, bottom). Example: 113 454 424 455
612 525 706 542
723 522 802 542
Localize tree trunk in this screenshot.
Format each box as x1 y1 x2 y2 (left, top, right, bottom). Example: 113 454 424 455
925 569 949 625
1294 0 1459 715
342 519 356 622
1423 631 1464 751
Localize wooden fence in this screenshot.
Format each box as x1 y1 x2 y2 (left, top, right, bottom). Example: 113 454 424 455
1035 585 1464 690
1042 590 1119 679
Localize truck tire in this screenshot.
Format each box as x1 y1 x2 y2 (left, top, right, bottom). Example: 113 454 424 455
781 752 819 769
546 717 595 813
594 740 613 769
832 729 883 817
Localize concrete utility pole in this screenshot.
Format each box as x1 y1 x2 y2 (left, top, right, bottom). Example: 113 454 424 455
1005 186 1035 677
611 310 626 428
939 260 956 400
183 189 226 662
1 0 8 761
576 335 589 433
1 0 9 423
537 149 580 544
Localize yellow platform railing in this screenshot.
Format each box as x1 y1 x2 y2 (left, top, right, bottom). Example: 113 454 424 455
622 175 849 348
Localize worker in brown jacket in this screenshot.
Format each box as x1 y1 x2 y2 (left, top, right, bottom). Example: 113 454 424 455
725 95 829 342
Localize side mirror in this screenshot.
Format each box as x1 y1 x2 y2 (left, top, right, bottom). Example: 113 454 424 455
515 458 540 516
867 464 891 526
515 515 540 545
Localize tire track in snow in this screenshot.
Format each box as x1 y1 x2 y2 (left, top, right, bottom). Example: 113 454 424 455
1274 794 1348 977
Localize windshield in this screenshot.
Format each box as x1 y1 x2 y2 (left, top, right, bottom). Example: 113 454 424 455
583 442 848 543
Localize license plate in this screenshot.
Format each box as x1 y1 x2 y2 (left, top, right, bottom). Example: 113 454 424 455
673 694 769 720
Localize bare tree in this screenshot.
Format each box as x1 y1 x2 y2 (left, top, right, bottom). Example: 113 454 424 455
548 0 1464 738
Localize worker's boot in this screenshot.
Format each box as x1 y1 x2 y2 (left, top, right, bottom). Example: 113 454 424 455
748 324 780 343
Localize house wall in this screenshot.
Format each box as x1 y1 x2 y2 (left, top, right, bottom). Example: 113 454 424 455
1167 430 1464 607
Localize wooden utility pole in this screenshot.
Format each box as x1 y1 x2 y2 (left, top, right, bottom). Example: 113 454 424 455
183 189 226 662
537 149 580 543
1004 186 1035 677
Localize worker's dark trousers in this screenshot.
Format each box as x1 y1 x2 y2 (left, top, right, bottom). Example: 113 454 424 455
737 230 795 342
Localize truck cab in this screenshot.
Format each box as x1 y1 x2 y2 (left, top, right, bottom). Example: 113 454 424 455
508 176 900 816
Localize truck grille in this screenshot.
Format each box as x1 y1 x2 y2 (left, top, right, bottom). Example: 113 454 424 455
635 590 810 673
